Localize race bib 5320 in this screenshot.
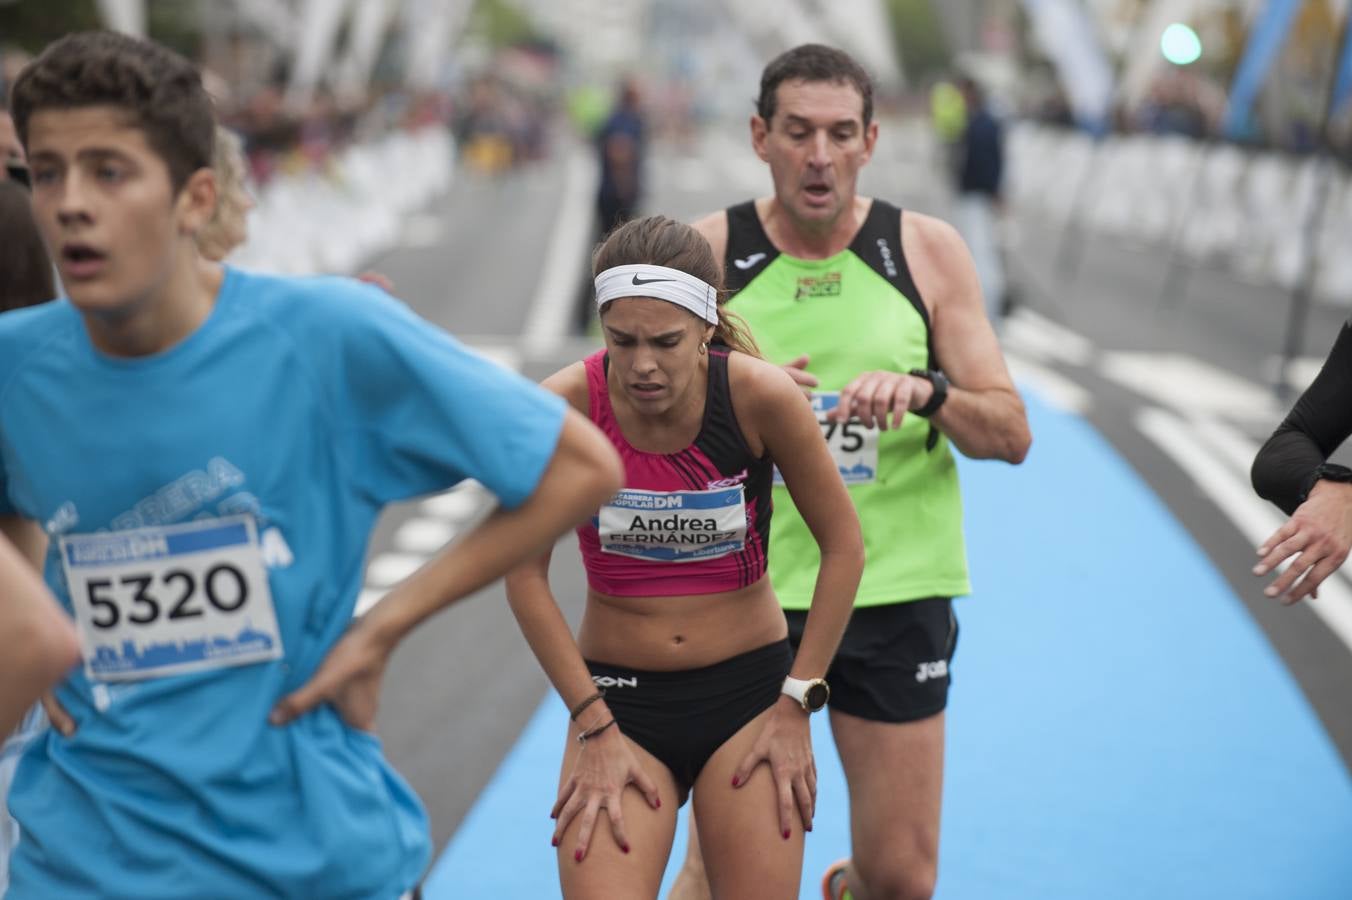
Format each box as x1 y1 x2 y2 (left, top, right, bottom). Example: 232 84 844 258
60 516 283 682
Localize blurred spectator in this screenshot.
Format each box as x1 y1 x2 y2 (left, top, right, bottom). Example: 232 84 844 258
196 126 254 263
1133 68 1222 139
929 77 966 182
0 180 54 312
1 108 28 186
456 76 517 174
594 78 645 235
573 78 646 332
0 165 59 899
953 76 1007 324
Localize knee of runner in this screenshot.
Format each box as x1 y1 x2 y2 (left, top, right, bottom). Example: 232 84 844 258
853 854 937 900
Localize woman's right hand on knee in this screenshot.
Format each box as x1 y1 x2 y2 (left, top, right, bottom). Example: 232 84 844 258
551 725 663 861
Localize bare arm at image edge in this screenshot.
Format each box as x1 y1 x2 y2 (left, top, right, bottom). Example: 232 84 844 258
0 526 79 736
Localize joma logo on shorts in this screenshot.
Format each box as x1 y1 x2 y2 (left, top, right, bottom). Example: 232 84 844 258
592 675 638 689
914 660 948 683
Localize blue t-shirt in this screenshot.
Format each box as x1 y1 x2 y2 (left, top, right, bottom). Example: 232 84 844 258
0 268 566 899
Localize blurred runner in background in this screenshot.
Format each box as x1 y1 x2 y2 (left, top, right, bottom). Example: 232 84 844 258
507 215 862 900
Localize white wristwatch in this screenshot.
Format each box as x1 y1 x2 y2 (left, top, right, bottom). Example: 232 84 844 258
782 676 830 713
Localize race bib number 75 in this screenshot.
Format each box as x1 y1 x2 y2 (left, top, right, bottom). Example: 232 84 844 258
60 516 283 682
775 392 880 485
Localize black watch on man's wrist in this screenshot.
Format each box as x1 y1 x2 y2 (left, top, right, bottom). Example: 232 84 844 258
1301 462 1352 503
908 369 949 418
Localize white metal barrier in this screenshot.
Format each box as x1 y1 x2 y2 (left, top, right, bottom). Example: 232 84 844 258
1010 122 1352 304
228 127 454 275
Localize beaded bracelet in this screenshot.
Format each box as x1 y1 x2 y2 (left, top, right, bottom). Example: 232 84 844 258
569 689 606 722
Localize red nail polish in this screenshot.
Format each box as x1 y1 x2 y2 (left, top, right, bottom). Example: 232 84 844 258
574 849 583 863
782 829 791 840
622 844 631 854
551 837 559 847
655 797 662 809
731 775 740 787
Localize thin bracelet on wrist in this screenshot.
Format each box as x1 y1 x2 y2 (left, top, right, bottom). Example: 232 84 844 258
577 718 616 744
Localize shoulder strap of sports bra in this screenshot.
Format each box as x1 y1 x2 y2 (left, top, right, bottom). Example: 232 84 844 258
585 350 617 430
699 348 759 462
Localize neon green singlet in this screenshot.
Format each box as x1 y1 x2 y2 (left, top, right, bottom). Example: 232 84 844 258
723 199 970 609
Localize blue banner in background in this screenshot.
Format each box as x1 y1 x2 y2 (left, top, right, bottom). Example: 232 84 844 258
1331 21 1352 116
1223 0 1305 140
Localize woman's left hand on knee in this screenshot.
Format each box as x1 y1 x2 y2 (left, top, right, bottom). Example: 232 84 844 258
729 697 817 838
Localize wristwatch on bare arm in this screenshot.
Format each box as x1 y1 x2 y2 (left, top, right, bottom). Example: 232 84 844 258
908 369 949 418
782 676 830 713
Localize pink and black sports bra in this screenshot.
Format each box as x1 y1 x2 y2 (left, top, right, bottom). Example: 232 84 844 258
576 348 773 597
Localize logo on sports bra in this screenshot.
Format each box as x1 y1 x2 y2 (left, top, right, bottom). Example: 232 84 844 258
706 469 748 489
733 252 767 270
795 272 841 300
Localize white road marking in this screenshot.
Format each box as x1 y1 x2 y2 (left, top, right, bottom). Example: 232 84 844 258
355 588 387 618
420 480 495 520
1007 354 1092 414
1136 406 1352 654
365 553 426 588
355 370 511 618
1101 351 1282 424
466 344 521 372
1189 416 1264 483
523 148 597 355
1003 308 1095 366
393 517 458 554
1262 354 1324 395
400 213 444 248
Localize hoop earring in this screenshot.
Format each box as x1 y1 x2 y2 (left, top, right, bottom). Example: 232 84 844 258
699 341 708 356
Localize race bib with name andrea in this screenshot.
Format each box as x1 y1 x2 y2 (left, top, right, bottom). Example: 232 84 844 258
60 516 283 682
597 487 747 563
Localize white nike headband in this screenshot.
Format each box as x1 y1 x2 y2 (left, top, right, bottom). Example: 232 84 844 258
594 264 719 325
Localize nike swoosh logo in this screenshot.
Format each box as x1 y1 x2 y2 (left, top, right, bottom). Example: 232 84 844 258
732 252 767 270
631 275 675 285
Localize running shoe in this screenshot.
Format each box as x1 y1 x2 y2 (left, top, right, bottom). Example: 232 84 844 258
821 858 852 900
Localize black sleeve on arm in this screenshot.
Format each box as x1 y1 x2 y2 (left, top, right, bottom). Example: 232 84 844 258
1252 320 1352 514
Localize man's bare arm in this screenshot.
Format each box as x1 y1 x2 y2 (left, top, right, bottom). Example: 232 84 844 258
905 211 1030 463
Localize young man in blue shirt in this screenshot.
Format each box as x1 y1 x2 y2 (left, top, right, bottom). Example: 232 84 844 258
0 30 622 899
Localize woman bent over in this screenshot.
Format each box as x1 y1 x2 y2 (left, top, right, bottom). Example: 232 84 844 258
506 215 864 899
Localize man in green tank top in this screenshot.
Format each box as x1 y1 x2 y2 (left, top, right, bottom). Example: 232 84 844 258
671 45 1031 900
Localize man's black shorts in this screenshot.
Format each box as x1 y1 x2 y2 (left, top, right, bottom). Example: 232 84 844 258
786 598 958 723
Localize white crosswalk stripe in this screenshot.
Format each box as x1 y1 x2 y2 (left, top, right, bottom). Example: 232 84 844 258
1137 405 1352 655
